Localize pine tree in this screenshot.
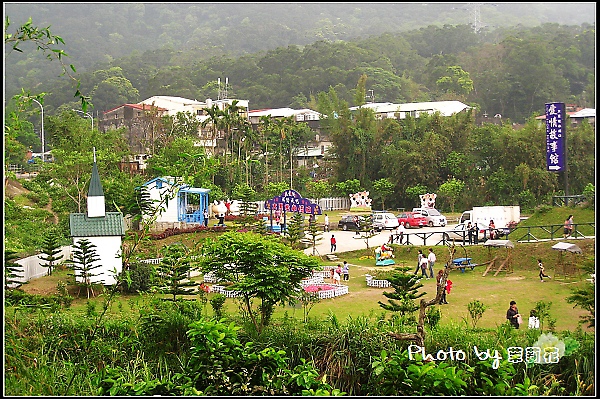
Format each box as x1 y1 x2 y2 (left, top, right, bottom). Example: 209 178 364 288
156 243 198 301
357 214 377 249
378 266 427 322
38 229 64 276
285 212 306 249
69 238 103 299
306 215 324 256
4 249 24 290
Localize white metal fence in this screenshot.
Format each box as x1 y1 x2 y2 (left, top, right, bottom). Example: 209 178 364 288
15 245 73 284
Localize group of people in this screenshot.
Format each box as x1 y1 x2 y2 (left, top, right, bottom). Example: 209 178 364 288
413 248 437 279
436 269 452 304
331 261 350 284
506 301 542 329
465 222 480 244
388 223 406 244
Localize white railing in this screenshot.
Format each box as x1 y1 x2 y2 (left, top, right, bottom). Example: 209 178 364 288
301 276 325 285
311 270 332 279
365 274 391 288
211 284 243 298
315 284 349 299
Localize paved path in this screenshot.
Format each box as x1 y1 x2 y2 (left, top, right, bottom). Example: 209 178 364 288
303 229 403 257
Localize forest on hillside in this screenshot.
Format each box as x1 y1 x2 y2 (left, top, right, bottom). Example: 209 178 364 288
4 3 596 123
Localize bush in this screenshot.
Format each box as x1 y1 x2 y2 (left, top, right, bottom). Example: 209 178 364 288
120 261 156 293
210 294 227 319
467 300 487 328
425 306 441 329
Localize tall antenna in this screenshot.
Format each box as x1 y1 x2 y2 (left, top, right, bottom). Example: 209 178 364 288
217 78 222 100
93 147 96 163
469 3 482 33
224 77 229 100
366 89 375 103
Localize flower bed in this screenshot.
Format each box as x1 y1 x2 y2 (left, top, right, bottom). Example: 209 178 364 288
302 283 348 299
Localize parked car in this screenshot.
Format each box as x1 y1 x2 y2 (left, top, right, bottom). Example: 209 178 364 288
396 211 428 228
338 215 365 231
412 207 447 227
372 212 400 231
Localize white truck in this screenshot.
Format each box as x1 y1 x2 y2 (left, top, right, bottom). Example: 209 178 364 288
459 206 521 233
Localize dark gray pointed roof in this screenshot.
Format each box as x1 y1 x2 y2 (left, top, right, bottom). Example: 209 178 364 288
88 162 104 197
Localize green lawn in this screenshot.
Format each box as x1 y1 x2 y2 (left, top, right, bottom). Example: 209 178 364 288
20 207 595 333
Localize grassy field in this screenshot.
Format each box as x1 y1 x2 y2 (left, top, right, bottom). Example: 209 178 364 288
21 237 594 334
18 206 594 333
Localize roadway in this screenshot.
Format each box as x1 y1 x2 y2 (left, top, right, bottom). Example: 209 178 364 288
303 225 461 257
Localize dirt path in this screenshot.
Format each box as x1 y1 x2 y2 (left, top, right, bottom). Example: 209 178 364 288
45 197 60 224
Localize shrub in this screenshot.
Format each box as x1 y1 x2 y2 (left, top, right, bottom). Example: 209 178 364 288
120 261 156 293
467 300 487 328
425 306 441 329
210 294 227 319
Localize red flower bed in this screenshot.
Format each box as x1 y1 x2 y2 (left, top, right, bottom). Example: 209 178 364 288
303 284 336 293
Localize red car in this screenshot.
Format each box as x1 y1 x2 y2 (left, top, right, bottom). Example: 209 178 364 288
397 212 428 228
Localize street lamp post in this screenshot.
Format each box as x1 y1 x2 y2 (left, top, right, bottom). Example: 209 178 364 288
239 136 246 183
73 109 94 131
30 98 45 159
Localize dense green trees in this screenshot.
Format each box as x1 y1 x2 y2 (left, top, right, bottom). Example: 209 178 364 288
200 232 321 334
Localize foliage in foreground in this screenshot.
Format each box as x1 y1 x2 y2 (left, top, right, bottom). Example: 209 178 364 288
4 299 594 396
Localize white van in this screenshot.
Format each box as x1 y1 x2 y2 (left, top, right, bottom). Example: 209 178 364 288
412 208 447 227
372 212 400 231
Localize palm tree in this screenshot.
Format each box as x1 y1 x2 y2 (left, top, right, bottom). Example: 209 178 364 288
201 104 224 157
258 115 274 187
274 116 293 185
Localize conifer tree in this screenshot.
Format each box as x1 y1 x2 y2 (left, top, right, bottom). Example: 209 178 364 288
69 238 103 299
38 229 64 276
285 212 306 249
306 215 323 256
4 249 24 290
378 266 426 322
357 214 377 249
156 243 198 301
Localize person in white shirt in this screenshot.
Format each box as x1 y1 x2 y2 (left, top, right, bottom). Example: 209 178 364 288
528 309 540 329
324 214 330 232
396 223 405 244
427 248 436 279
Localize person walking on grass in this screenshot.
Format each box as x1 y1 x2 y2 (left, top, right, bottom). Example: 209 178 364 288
342 261 349 281
414 249 424 275
564 215 574 238
417 253 429 279
538 259 551 282
324 214 330 232
427 248 436 279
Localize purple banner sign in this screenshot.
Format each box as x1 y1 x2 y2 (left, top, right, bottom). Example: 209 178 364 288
545 102 565 172
265 189 322 214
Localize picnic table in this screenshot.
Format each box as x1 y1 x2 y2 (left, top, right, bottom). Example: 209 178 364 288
452 257 474 273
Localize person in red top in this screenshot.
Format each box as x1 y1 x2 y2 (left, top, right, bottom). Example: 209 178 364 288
330 234 337 252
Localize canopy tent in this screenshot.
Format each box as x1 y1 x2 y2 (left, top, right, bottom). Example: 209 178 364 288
482 240 514 276
551 242 582 279
483 239 515 248
551 242 582 253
